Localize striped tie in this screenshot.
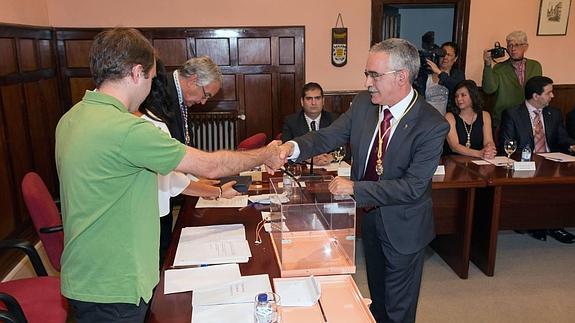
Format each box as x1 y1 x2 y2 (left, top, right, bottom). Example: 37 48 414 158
533 110 546 153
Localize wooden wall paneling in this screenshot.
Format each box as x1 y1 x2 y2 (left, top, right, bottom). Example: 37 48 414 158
196 38 231 66
551 84 575 118
238 38 271 65
1 84 34 225
69 77 96 105
38 39 53 69
0 96 17 239
244 74 273 136
24 80 60 194
18 38 38 72
324 91 358 115
55 29 101 110
279 37 295 65
278 73 296 138
0 38 18 76
236 74 246 141
153 39 187 67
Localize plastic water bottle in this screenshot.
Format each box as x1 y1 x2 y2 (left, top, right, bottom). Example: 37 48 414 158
282 174 292 196
254 293 272 323
521 145 532 161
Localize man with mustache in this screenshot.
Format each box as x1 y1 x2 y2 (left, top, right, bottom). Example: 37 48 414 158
279 38 449 323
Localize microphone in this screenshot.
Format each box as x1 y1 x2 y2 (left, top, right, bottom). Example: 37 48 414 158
281 164 303 191
309 121 316 175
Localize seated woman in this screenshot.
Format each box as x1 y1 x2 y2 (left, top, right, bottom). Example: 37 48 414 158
444 80 497 159
136 60 240 266
415 42 465 115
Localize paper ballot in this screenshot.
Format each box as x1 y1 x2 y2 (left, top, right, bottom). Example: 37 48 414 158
195 195 249 208
192 274 273 306
164 263 241 295
192 303 254 323
174 224 251 267
274 276 321 307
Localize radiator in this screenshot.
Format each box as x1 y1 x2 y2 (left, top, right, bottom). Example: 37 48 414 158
189 112 237 151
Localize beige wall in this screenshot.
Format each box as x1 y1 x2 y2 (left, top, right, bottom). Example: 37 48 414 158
4 0 574 90
0 0 49 26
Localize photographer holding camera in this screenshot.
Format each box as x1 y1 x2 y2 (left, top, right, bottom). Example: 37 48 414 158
415 35 465 115
482 30 542 127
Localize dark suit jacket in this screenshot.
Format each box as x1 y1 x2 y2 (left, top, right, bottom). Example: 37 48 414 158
293 91 449 254
165 75 188 145
281 110 338 142
566 108 575 141
498 103 575 154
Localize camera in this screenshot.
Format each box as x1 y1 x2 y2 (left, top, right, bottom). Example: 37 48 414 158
488 42 507 59
418 31 446 74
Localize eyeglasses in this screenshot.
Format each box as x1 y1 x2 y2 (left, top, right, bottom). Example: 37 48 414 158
507 43 526 49
200 85 213 100
364 70 399 80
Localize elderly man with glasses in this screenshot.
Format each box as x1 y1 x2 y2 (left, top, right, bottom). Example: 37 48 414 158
482 30 542 127
279 38 449 323
166 56 221 146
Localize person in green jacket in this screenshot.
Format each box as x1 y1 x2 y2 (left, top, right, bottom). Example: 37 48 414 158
482 30 542 127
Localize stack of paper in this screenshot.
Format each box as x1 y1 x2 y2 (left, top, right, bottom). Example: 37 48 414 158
191 274 273 323
174 224 252 267
164 263 241 295
538 152 575 163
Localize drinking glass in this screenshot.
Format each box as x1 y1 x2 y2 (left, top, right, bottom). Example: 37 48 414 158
503 139 517 169
332 146 346 166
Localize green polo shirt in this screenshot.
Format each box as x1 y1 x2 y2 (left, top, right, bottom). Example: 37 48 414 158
55 90 186 304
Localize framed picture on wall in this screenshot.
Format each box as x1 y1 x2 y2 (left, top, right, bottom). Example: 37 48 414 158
537 0 572 35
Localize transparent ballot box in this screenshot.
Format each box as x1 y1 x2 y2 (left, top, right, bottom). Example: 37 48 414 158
269 175 356 277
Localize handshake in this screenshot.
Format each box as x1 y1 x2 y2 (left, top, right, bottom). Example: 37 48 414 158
261 141 296 173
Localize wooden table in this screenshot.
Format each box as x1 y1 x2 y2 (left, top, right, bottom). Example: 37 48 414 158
429 156 486 279
448 154 575 276
146 199 279 323
146 163 488 321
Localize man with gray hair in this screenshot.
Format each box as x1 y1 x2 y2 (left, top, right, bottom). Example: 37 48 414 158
279 38 449 322
482 30 542 127
166 56 223 146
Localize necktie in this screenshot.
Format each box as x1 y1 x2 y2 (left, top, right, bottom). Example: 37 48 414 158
533 109 546 153
363 109 393 181
310 120 316 132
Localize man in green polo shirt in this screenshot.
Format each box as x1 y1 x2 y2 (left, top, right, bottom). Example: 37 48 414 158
56 28 285 322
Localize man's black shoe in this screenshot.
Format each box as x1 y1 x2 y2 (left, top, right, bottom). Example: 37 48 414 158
528 229 547 241
548 228 575 244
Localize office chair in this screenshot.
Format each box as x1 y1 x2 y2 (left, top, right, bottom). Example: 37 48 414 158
237 132 268 150
21 172 63 272
0 240 67 323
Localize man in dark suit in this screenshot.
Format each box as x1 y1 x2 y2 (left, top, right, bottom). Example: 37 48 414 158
499 76 575 243
165 56 222 145
566 108 575 140
282 82 338 165
280 39 449 323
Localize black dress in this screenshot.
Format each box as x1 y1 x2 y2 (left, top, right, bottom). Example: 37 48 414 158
444 112 484 154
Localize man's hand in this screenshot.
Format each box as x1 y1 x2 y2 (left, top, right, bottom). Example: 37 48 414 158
313 153 334 166
220 181 240 199
279 142 294 160
483 49 493 66
264 140 288 174
328 176 354 195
